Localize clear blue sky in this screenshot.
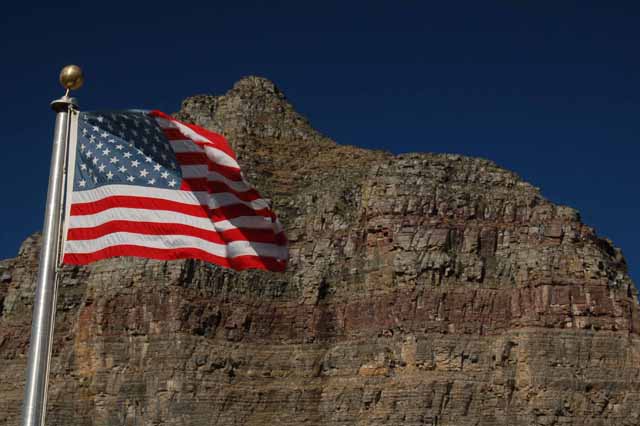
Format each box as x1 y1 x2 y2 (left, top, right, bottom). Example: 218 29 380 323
1 1 638 285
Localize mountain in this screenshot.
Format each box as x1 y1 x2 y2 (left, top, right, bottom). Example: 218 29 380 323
1 76 639 426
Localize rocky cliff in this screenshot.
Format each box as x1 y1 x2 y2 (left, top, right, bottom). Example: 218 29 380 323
1 77 639 426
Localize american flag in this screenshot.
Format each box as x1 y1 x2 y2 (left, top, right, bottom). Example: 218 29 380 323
61 110 288 272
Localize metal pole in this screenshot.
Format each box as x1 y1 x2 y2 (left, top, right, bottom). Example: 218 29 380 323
20 65 84 426
20 94 76 426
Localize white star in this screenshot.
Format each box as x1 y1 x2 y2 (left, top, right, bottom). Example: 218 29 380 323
82 128 88 135
131 160 140 168
102 148 111 156
100 131 108 138
161 171 169 179
97 116 104 123
89 135 96 142
160 153 167 160
93 176 98 183
118 166 127 173
139 169 149 177
154 135 160 141
126 175 135 182
153 164 161 171
86 151 92 158
96 142 104 149
131 129 138 136
80 163 87 171
151 145 158 152
136 148 144 155
108 139 115 144
98 164 106 172
123 152 132 159
144 156 153 163
92 126 99 132
79 179 86 187
110 157 119 164
80 144 86 151
168 179 177 187
116 144 124 150
92 157 99 165
106 171 114 180
148 178 156 184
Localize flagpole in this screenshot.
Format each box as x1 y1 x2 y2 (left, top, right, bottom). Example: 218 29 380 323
21 65 84 426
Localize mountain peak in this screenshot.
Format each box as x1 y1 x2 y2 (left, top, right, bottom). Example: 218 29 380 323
230 75 285 100
175 76 321 151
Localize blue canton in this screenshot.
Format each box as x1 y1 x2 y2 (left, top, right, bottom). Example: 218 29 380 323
74 111 183 191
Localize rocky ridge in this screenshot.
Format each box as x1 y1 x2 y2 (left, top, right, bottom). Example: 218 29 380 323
0 76 638 426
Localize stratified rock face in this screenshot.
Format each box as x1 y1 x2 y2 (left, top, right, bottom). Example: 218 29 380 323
1 76 639 426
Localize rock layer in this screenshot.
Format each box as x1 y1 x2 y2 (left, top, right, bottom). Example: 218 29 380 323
1 76 639 426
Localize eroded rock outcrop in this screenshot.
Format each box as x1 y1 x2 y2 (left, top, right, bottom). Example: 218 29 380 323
1 76 638 426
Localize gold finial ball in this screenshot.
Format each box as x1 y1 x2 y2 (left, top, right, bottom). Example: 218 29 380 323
59 65 84 91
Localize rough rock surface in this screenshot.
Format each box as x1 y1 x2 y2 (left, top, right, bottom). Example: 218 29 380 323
1 76 639 426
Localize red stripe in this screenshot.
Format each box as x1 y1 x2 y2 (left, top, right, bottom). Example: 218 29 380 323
165 133 208 146
149 110 236 160
67 221 287 245
179 178 246 193
146 111 244 181
175 152 243 181
70 196 274 222
176 152 208 165
210 204 274 221
70 196 210 218
181 123 236 159
208 181 262 202
175 154 243 178
63 245 287 272
162 128 185 140
180 178 208 192
210 164 243 181
179 164 244 183
180 179 261 202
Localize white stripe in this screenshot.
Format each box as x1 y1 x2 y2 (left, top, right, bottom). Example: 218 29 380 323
181 166 252 193
69 208 214 230
156 118 239 169
214 216 284 233
203 145 239 169
71 185 209 206
208 171 252 192
155 117 212 145
207 192 270 211
68 208 283 234
154 117 175 128
71 185 270 212
64 232 288 260
170 139 203 153
181 165 209 178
